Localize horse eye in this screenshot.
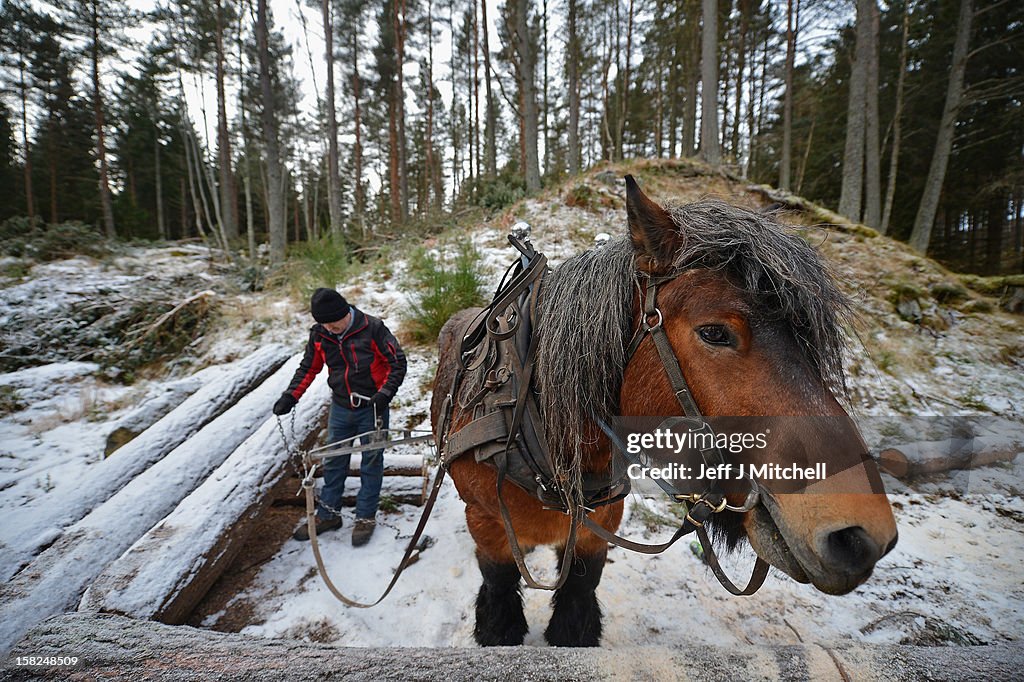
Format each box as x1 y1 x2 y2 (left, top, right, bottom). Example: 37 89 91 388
697 325 733 346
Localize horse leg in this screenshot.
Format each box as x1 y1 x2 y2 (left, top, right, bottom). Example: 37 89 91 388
473 551 528 646
544 546 607 647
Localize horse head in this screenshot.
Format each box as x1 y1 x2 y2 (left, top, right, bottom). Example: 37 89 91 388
616 177 897 595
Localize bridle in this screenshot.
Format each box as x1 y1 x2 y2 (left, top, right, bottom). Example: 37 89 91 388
584 271 769 596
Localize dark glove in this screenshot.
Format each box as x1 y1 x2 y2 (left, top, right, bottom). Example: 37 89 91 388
370 392 390 413
273 393 297 416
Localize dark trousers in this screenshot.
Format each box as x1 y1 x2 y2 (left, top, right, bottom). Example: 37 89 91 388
318 402 387 520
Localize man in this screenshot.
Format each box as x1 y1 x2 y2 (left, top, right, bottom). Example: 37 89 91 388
273 287 407 546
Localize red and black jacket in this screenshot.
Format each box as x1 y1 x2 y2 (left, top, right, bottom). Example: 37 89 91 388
285 308 407 407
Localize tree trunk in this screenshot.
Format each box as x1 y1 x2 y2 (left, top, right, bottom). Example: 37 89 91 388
424 0 435 211
731 0 748 161
155 134 166 240
472 0 480 183
256 0 286 263
780 0 797 190
48 150 57 223
514 0 541 192
184 126 224 249
215 0 237 242
862 0 881 228
90 0 116 238
18 59 34 223
669 55 679 156
481 0 497 178
796 116 814 195
616 0 634 161
322 0 343 236
985 194 1004 274
719 1 732 153
566 0 580 174
910 0 972 254
180 117 208 242
179 177 186 239
698 0 720 165
388 81 400 223
600 24 613 161
880 3 910 236
351 20 364 232
749 27 769 173
394 0 409 221
542 0 549 174
838 0 871 222
1015 192 1023 273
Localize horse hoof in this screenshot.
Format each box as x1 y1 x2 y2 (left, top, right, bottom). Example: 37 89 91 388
544 593 602 647
473 592 528 646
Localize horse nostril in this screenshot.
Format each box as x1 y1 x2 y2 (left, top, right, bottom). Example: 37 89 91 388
824 526 880 575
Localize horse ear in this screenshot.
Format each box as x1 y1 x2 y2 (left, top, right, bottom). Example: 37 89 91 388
625 175 680 274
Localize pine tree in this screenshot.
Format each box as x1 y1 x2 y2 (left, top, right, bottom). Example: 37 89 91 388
699 0 721 165
52 0 138 238
909 0 972 253
256 0 286 262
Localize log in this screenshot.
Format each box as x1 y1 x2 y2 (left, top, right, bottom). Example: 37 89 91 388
745 184 880 237
0 352 304 656
345 453 426 477
0 344 292 583
79 374 330 625
103 373 207 456
876 434 1023 479
338 476 425 507
6 613 1024 681
272 475 427 509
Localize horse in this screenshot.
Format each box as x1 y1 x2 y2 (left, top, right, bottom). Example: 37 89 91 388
429 176 898 647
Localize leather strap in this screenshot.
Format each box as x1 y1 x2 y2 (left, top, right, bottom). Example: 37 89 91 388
303 452 448 608
494 450 580 590
697 526 770 596
443 411 509 464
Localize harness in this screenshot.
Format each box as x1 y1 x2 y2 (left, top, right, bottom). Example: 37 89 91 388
438 232 768 596
295 229 769 606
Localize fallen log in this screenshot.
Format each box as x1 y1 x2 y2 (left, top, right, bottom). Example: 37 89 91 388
0 344 292 583
273 474 427 509
745 184 880 237
345 453 426 477
0 352 303 656
103 373 210 456
877 434 1022 479
79 374 330 625
6 613 1024 681
291 453 428 479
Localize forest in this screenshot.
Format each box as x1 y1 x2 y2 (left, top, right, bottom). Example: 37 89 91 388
0 0 1021 275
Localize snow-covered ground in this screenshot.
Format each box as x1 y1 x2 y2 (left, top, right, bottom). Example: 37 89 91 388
1 169 1022 652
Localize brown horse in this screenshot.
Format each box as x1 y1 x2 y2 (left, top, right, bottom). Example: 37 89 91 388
430 177 897 647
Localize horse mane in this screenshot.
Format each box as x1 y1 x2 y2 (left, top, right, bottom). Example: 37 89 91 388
535 199 851 500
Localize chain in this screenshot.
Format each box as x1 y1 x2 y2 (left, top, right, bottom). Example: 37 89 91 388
276 411 357 520
275 412 308 481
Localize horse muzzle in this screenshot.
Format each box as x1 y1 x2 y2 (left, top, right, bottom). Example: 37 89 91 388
748 491 898 595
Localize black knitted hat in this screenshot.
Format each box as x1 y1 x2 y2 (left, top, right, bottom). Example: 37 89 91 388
310 288 349 323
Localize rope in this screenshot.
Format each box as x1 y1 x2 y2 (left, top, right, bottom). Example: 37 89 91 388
277 413 444 608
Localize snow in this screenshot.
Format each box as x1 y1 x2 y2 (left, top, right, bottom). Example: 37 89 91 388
80 372 332 619
214 188 1023 649
0 351 303 653
0 344 293 582
0 173 1021 656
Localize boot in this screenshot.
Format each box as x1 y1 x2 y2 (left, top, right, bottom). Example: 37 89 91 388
351 518 376 547
293 516 343 542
